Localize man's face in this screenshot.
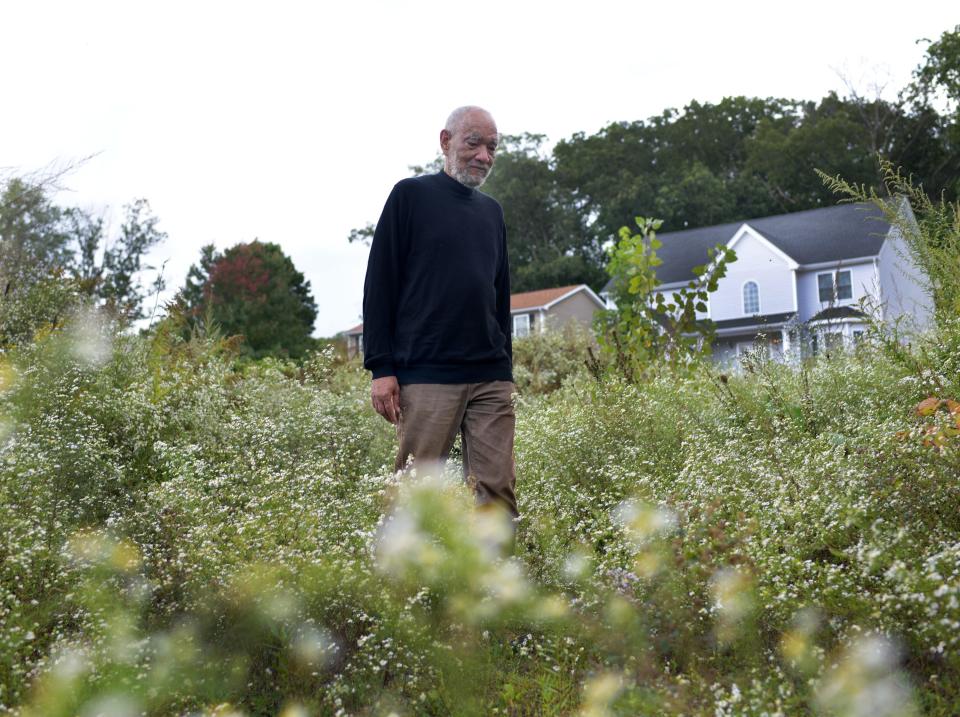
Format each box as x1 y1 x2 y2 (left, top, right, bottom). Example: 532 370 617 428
441 111 499 188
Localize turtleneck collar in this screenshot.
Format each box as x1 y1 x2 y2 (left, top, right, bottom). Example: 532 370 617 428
436 169 477 198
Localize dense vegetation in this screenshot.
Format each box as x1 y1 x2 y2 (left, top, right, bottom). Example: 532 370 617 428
2 23 957 716
1 299 958 715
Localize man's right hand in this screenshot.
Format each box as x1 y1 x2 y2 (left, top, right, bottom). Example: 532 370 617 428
371 376 401 424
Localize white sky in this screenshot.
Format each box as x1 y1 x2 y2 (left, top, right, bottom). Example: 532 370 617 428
1 1 955 336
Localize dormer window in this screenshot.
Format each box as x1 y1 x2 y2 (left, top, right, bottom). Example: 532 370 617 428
743 281 760 315
818 270 853 303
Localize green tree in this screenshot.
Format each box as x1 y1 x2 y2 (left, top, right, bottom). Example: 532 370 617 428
0 174 167 345
0 178 74 297
480 134 606 292
907 24 960 199
912 24 960 115
180 243 218 315
180 241 318 359
554 97 798 238
745 93 881 210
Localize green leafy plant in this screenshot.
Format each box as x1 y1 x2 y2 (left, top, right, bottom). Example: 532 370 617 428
597 216 736 377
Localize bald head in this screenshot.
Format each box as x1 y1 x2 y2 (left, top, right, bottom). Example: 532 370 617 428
445 105 495 135
440 106 499 188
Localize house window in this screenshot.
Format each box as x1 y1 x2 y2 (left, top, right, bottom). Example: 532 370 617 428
824 332 844 354
513 313 531 337
818 270 853 302
742 281 760 315
817 273 833 302
836 270 852 300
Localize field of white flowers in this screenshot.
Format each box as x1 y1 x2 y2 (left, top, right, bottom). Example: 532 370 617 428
1 315 958 716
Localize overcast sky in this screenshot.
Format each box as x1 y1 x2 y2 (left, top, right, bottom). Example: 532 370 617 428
2 1 956 336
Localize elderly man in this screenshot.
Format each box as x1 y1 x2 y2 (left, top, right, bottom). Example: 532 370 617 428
362 105 517 519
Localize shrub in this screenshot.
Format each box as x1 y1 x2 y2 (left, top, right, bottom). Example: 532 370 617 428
511 321 595 394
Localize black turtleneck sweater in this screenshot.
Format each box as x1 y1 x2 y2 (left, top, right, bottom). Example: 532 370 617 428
362 171 513 384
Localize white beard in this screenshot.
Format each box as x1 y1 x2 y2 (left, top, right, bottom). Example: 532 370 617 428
447 156 490 188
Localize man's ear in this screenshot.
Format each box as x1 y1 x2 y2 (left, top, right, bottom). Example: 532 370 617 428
439 129 451 152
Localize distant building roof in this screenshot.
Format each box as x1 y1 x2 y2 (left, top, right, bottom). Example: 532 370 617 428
510 285 584 311
603 203 892 291
341 284 604 335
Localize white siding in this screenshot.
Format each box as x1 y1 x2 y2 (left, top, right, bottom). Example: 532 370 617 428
710 230 794 321
796 261 876 321
877 224 934 331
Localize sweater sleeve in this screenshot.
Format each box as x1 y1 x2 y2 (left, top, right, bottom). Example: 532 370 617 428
362 184 406 378
495 216 512 365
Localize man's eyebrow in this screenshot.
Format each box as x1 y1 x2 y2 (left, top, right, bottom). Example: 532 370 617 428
463 131 499 141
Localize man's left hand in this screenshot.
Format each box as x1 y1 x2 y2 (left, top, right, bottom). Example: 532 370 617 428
371 376 401 424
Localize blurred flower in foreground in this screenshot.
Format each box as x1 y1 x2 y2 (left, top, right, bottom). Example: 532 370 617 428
614 500 677 546
780 607 822 675
67 307 113 367
815 635 917 717
66 531 141 573
710 567 754 644
78 693 141 717
578 672 624 717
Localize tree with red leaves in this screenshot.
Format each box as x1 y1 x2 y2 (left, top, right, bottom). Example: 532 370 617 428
180 240 317 359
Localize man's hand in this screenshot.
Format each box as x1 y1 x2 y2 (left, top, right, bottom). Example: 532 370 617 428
371 376 401 424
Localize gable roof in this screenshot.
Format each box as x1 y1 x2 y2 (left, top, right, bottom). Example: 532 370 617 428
510 284 584 311
341 285 604 335
629 203 891 286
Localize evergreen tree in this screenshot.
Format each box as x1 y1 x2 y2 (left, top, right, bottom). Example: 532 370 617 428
180 241 317 359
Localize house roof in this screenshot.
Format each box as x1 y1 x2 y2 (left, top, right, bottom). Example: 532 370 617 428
341 284 604 334
604 203 891 289
808 306 868 322
712 311 798 332
510 284 587 311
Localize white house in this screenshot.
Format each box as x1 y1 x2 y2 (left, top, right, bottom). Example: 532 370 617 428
601 202 933 362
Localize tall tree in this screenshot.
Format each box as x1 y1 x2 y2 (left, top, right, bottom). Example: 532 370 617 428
745 93 882 210
0 175 166 322
179 241 317 359
553 96 798 238
907 24 960 199
0 178 74 298
480 134 606 292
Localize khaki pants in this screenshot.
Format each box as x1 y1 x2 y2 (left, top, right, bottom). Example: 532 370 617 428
396 381 518 518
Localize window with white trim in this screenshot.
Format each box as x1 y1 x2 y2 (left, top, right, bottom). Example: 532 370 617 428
513 313 531 337
818 270 853 302
742 281 760 314
836 270 852 300
824 332 844 354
